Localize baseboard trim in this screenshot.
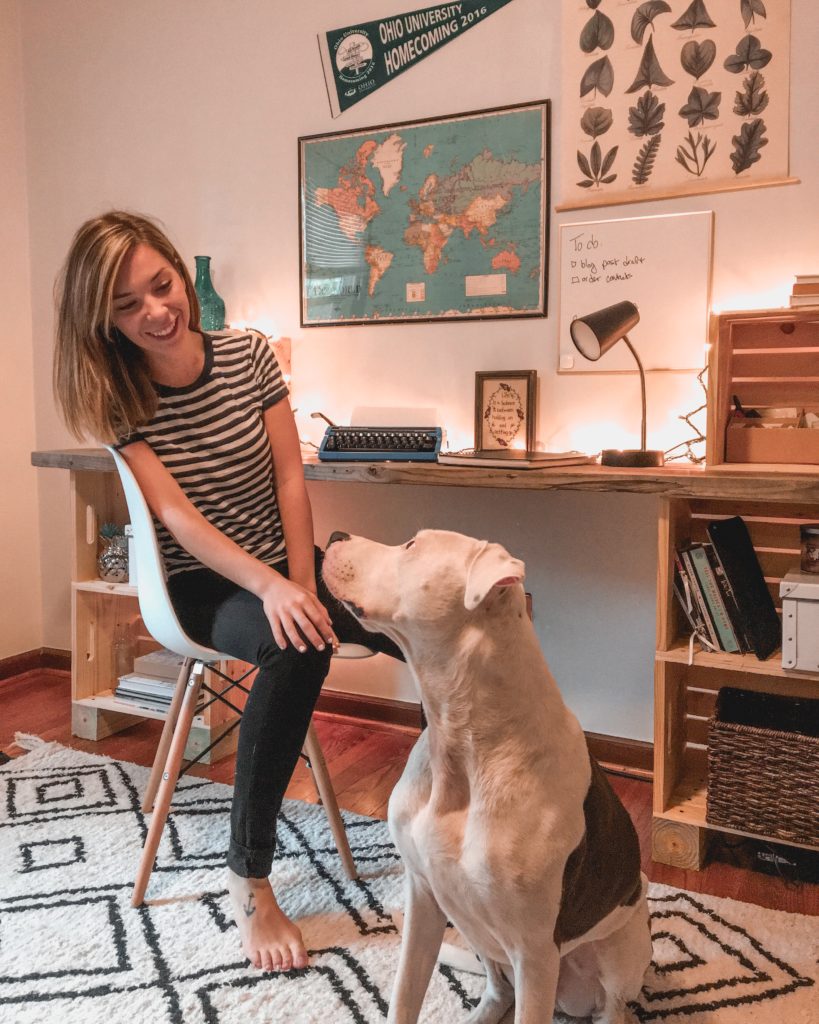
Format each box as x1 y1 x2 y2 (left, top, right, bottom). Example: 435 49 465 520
0 647 71 681
585 731 653 779
316 690 422 730
317 696 653 778
1 650 654 779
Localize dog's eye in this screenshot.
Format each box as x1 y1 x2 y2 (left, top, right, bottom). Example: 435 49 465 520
404 540 415 550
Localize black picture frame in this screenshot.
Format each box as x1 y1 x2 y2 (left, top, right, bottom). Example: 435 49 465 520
299 100 550 326
474 370 537 452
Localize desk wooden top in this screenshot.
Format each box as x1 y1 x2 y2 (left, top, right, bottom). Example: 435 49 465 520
31 448 819 503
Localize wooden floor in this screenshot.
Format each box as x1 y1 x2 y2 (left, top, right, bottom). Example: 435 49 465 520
2 669 817 917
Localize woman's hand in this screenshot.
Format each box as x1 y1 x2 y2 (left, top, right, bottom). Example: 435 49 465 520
260 573 338 653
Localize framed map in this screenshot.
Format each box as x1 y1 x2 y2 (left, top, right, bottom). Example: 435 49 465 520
298 100 550 326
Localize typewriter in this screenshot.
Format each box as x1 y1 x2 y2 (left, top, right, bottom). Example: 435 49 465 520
317 425 442 462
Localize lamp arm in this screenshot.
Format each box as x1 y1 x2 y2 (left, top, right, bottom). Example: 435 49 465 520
622 334 647 451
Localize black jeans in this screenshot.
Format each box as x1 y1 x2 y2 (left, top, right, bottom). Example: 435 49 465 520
167 548 402 878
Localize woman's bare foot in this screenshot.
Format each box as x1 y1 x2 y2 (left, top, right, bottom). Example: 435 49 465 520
227 869 309 971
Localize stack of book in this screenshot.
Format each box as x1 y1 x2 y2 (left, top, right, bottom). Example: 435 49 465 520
437 449 595 469
790 274 819 307
673 516 781 661
115 647 200 712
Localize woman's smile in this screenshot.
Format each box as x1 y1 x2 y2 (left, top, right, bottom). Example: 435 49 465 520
144 314 180 340
111 243 203 384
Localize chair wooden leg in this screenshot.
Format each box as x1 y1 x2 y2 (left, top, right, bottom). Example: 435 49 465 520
303 722 357 880
132 661 206 907
141 657 193 813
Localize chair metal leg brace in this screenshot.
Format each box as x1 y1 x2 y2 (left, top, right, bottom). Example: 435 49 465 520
132 661 207 906
175 716 242 778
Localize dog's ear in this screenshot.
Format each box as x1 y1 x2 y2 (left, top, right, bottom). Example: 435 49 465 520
464 542 525 610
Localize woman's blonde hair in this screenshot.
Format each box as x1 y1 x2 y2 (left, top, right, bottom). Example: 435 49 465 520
54 210 201 442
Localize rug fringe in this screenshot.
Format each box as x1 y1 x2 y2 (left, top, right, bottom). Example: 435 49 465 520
14 732 48 750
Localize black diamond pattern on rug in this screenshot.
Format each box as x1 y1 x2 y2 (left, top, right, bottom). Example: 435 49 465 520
18 835 86 873
6 766 118 819
632 890 815 1021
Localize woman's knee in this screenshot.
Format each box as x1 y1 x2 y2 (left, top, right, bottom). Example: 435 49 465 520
257 640 332 684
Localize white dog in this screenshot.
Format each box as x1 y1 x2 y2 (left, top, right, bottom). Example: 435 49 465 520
322 529 652 1024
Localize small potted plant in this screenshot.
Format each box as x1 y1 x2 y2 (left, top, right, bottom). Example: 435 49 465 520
98 522 129 583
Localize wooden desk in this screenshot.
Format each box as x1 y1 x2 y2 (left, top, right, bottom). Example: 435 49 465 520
32 446 819 500
33 448 819 869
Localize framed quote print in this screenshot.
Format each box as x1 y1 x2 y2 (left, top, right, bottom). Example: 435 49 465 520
474 370 537 452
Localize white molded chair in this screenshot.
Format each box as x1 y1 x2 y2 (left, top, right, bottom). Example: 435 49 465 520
105 445 374 906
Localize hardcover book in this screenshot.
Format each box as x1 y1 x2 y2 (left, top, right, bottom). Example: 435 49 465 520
678 547 720 650
685 543 741 653
672 551 717 650
706 544 751 653
437 449 594 469
706 516 781 661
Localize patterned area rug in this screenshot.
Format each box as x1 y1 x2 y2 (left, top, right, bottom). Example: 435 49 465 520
0 740 816 1023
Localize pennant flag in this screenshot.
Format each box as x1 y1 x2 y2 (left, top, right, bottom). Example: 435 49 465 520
318 1 514 117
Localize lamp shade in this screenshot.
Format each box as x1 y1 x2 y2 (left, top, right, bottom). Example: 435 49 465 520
569 300 640 361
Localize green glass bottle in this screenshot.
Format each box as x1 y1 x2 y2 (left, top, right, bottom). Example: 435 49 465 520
194 255 226 331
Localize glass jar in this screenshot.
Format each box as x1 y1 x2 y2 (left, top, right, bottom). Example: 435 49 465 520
800 525 819 574
112 622 134 681
194 255 226 331
98 535 129 583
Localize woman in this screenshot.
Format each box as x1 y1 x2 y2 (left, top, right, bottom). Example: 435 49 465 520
54 211 400 973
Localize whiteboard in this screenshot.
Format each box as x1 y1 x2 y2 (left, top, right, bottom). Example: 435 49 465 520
557 211 713 373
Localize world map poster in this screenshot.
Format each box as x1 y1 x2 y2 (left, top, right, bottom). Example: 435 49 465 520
298 101 550 326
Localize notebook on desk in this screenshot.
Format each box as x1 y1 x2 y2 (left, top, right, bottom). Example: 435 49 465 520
437 449 596 469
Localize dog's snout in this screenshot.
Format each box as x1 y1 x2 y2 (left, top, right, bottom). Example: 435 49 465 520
327 531 351 547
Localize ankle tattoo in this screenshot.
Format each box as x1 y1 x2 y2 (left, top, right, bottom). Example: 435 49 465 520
243 892 256 918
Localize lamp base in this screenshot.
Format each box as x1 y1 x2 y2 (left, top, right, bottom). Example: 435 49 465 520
601 449 665 468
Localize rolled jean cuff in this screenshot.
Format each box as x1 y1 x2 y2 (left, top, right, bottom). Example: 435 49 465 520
227 837 275 878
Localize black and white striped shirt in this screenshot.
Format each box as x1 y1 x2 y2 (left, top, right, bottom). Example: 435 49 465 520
118 330 289 578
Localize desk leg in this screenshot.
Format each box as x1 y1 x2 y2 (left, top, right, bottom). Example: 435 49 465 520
71 701 141 741
652 817 708 870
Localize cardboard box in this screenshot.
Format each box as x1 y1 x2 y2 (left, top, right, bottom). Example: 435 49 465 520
780 571 819 672
726 423 819 465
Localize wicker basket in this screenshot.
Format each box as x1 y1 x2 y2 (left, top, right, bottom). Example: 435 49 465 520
707 687 819 846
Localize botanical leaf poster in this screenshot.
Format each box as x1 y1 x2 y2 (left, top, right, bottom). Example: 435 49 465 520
560 0 791 209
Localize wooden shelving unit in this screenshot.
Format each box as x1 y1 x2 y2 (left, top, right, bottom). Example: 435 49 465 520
68 467 242 763
654 306 819 869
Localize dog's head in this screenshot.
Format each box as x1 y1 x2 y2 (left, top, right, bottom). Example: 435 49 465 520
322 529 525 646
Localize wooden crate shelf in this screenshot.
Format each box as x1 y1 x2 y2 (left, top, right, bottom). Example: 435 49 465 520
707 307 819 468
74 579 138 597
656 642 819 684
67 468 241 762
653 481 819 869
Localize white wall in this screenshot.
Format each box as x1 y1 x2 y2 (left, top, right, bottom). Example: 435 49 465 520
0 0 41 660
19 1 819 739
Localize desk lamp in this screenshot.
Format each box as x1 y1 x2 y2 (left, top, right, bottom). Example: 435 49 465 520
569 300 664 468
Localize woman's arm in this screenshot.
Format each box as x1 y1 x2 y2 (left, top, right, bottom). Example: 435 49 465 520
121 440 336 652
264 399 317 592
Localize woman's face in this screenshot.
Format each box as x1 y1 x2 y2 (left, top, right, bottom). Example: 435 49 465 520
110 243 194 360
